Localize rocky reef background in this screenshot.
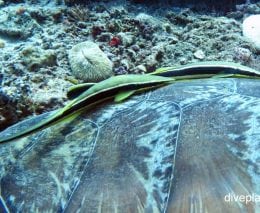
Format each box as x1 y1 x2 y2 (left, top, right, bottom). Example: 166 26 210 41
0 0 259 130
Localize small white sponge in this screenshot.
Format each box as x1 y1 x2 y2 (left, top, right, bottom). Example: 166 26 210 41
242 14 260 50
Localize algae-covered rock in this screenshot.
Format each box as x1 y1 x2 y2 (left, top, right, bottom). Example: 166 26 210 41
68 41 113 82
117 32 135 47
20 46 57 71
0 90 18 131
0 8 40 39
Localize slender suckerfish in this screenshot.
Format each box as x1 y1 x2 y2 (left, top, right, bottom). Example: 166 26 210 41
0 61 259 143
0 75 173 143
67 61 260 99
151 61 260 77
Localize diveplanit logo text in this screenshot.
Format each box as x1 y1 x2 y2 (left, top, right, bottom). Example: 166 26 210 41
224 193 260 204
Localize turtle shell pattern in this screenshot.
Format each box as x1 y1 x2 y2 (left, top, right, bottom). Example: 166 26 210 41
0 78 259 213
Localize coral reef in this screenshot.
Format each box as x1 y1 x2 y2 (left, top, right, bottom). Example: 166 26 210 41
67 4 90 22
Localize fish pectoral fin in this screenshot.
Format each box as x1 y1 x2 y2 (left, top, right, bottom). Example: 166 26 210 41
114 90 136 102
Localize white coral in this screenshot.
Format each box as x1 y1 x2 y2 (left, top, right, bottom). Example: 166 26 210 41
242 15 260 50
68 41 113 82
